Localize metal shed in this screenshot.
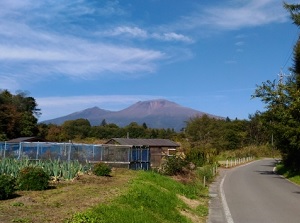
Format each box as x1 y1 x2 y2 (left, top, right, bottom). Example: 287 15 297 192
105 138 179 168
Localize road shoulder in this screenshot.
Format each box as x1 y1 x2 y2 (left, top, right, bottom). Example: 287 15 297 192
207 168 228 223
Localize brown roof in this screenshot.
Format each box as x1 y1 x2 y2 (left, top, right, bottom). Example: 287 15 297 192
7 137 47 143
105 138 179 147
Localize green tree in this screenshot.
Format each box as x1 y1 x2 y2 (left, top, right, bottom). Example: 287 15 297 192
124 122 146 138
185 115 221 148
90 123 123 139
62 119 91 140
100 119 107 126
253 2 300 170
45 124 65 142
142 122 148 129
247 113 270 145
284 3 300 26
0 90 40 139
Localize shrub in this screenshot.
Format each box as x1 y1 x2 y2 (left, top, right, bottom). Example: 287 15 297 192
161 156 188 176
196 164 216 183
92 163 111 176
17 166 50 191
185 148 206 167
0 174 16 200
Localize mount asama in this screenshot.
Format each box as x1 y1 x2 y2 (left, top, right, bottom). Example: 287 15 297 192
42 99 221 131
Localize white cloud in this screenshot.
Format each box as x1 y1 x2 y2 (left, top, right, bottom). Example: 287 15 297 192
96 0 127 17
235 41 244 46
101 26 193 43
0 0 168 87
0 21 165 82
103 26 148 38
177 0 288 31
152 32 193 43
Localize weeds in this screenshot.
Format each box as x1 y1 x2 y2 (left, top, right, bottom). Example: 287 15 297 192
92 162 111 176
67 171 208 223
217 145 281 161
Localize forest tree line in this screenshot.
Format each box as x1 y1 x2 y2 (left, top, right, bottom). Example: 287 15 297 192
0 88 271 152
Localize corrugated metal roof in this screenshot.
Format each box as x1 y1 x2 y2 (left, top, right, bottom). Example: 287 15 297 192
106 138 179 147
7 137 46 143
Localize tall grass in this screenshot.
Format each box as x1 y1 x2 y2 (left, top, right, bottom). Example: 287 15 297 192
217 145 281 160
66 171 208 223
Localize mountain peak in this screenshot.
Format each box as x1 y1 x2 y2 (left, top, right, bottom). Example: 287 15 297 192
134 99 179 111
42 99 222 131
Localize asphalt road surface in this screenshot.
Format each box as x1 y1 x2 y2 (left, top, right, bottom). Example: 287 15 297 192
222 159 300 223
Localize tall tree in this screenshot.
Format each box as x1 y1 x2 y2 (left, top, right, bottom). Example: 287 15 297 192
0 90 40 139
253 2 300 170
284 3 300 26
62 119 91 140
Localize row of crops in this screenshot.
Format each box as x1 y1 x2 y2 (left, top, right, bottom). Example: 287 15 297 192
0 158 92 181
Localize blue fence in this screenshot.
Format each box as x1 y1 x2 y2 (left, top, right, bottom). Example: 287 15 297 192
0 142 150 170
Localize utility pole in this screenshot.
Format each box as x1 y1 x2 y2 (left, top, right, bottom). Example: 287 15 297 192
278 69 291 85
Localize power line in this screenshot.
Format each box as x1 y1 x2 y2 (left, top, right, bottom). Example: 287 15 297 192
282 31 300 70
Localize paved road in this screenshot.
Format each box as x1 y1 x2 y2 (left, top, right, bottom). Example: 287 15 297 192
222 159 300 223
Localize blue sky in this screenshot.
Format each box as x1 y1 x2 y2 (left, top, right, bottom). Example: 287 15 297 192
1 0 299 122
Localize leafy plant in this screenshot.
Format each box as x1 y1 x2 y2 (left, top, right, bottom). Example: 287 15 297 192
0 174 16 200
185 147 206 167
196 165 215 183
11 202 24 207
92 163 111 176
160 155 188 176
17 166 50 191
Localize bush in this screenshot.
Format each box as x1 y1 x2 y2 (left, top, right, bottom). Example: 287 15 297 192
0 174 16 200
17 166 50 191
161 156 188 176
92 163 111 176
196 165 215 183
185 148 207 167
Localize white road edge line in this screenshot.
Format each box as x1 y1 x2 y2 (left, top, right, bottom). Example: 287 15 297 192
220 174 234 223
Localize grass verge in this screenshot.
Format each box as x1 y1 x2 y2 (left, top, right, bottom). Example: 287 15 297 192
276 163 300 185
66 171 209 223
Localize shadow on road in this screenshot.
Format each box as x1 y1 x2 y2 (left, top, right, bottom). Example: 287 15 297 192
255 170 275 175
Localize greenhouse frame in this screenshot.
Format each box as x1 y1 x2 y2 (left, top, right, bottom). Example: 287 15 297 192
0 141 150 170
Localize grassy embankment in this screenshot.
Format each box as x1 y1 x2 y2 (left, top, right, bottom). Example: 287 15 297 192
67 170 209 223
0 167 210 223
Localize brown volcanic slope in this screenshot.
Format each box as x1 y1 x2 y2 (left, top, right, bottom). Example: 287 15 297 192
42 99 222 131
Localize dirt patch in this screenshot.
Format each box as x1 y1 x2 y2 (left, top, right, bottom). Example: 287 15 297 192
180 209 203 223
177 194 201 209
177 194 208 223
0 169 136 223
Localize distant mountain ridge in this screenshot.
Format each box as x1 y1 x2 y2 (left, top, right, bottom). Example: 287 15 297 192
42 99 222 131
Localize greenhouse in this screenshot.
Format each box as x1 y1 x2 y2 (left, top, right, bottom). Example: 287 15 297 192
0 141 150 170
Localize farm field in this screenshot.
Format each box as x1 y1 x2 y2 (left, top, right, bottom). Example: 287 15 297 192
0 168 136 223
0 168 209 223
